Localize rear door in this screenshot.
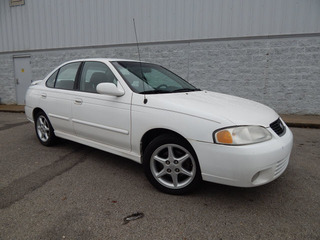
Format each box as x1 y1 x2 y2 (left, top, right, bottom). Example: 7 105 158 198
39 62 81 135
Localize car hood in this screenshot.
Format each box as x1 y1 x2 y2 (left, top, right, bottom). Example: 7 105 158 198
144 91 279 127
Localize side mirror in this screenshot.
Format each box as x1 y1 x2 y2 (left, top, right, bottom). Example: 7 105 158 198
96 83 125 97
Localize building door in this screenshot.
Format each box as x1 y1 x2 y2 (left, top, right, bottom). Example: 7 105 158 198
14 56 32 105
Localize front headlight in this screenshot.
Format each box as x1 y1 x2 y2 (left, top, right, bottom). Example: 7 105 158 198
213 126 272 145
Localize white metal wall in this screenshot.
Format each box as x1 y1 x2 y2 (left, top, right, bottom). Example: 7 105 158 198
1 0 320 52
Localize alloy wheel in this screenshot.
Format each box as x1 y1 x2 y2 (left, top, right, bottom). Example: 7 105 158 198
150 144 196 189
36 115 50 142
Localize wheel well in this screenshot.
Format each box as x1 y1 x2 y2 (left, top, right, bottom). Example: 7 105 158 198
32 108 44 121
140 128 194 161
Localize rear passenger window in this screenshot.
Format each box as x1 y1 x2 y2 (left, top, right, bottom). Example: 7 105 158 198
46 70 58 88
55 62 81 90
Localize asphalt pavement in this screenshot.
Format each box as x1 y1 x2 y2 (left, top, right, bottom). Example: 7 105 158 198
0 112 319 240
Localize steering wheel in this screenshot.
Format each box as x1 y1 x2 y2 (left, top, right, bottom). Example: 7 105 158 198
155 84 168 90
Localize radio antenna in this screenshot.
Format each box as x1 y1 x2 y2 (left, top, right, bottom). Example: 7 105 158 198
133 18 148 104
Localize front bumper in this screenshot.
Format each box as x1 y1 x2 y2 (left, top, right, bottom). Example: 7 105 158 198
190 125 293 187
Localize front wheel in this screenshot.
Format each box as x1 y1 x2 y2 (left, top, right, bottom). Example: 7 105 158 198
35 111 57 146
143 134 202 195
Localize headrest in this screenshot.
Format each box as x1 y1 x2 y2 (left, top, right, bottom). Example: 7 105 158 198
90 72 107 85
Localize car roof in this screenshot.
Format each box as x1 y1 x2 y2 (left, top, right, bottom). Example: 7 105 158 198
63 58 143 64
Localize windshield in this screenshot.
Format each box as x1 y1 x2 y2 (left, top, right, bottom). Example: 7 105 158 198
111 61 200 94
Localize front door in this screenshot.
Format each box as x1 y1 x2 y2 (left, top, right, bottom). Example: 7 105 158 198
72 61 131 151
14 56 32 105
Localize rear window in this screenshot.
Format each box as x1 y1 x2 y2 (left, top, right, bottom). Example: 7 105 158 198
46 70 58 88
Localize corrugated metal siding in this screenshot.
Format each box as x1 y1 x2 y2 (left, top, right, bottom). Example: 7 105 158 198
1 0 320 52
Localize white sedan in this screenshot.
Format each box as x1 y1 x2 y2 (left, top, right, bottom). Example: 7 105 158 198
25 58 293 194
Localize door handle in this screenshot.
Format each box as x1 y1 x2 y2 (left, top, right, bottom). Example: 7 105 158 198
41 93 47 98
74 99 83 105
16 78 20 85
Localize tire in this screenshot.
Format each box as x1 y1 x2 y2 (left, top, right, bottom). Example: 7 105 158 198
143 134 202 195
34 111 57 146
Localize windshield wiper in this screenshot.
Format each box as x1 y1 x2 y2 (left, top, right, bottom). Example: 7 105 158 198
139 90 171 94
171 88 201 93
140 88 201 94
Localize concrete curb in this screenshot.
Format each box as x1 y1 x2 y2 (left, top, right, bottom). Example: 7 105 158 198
285 123 320 129
1 105 319 129
280 114 320 129
0 105 25 113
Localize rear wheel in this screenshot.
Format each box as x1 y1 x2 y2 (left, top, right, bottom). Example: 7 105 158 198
143 134 201 194
35 111 57 146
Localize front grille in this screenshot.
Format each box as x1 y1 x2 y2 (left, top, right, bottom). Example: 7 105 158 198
270 118 286 136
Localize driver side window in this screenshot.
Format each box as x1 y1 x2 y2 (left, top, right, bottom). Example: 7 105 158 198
79 61 117 93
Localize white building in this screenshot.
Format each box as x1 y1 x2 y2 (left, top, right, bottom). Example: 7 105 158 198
1 0 319 114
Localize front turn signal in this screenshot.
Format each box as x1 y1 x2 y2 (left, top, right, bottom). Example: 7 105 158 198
216 130 233 144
